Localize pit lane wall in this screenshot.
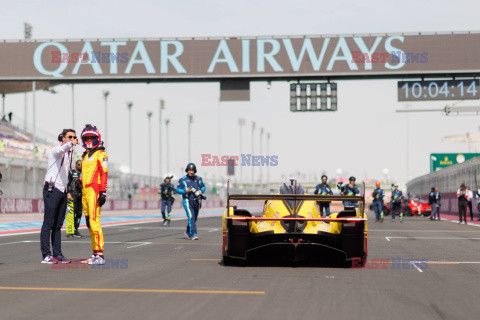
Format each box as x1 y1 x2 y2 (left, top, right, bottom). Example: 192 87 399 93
406 157 480 215
0 198 226 214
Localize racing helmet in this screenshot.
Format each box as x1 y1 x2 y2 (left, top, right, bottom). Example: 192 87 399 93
81 124 102 149
185 163 197 173
375 181 381 187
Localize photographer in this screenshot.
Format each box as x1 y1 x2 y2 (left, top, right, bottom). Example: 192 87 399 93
176 163 206 240
159 175 175 227
40 129 78 264
340 176 360 209
314 175 333 217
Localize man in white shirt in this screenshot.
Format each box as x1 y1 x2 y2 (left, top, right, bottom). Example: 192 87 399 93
40 129 78 264
466 186 474 222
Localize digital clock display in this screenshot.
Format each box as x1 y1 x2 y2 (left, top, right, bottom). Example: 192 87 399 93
398 80 480 101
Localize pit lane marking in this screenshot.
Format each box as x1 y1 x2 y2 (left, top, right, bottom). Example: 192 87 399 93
126 242 152 249
0 286 265 295
370 230 480 232
19 240 222 246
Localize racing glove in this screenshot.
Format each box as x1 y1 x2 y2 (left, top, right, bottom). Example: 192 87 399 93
98 191 107 207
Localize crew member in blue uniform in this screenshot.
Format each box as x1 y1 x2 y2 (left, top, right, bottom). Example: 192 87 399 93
176 163 206 240
314 175 333 217
341 176 360 208
391 184 404 223
372 181 385 223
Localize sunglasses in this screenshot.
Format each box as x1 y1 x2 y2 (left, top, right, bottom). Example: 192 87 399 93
66 135 77 139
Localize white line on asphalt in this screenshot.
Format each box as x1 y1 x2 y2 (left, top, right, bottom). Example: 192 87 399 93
382 237 480 240
385 237 391 242
410 261 424 273
0 240 29 246
208 228 220 233
0 214 222 237
126 242 152 249
370 230 480 232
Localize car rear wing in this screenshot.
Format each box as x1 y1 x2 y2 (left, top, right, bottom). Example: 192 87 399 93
226 181 366 219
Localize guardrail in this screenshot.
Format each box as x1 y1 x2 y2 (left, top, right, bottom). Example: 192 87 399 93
0 198 226 214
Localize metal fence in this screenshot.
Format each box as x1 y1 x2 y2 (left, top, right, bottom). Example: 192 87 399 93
406 157 480 195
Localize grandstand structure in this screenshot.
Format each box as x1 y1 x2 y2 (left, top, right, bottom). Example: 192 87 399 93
0 120 162 200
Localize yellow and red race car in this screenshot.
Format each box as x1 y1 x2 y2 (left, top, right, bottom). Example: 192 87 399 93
222 181 368 267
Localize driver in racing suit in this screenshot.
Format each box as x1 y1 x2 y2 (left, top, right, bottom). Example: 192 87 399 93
79 124 108 265
176 163 205 240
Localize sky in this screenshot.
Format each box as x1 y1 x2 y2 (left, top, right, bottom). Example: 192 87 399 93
1 0 480 186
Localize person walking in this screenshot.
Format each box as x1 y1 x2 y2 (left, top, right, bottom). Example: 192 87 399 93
159 175 175 226
176 163 205 240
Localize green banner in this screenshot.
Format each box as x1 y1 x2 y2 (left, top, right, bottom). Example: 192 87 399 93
430 153 480 172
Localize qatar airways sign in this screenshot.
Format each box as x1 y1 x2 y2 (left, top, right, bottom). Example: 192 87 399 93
0 33 479 80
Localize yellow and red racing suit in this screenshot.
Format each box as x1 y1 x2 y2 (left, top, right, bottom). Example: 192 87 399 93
82 147 108 254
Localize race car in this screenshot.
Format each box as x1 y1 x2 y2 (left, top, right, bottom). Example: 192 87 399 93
222 180 368 267
382 197 432 216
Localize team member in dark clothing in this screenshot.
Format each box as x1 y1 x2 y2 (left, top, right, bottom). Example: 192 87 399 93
314 175 333 217
431 187 441 221
341 176 360 208
159 176 175 226
372 181 385 223
391 185 404 223
66 160 83 237
457 183 468 224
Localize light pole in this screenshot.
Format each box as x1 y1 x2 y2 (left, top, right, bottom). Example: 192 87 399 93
159 99 165 177
24 22 32 131
251 121 255 190
147 111 153 200
260 128 264 189
71 84 75 128
165 119 170 174
188 114 193 161
127 102 133 173
1 93 5 117
32 81 36 197
238 118 245 187
103 90 110 147
267 132 270 189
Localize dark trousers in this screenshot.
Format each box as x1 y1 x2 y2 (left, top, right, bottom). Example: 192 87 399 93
319 202 331 217
41 187 67 258
458 201 467 223
392 203 402 220
161 199 173 220
73 196 82 231
467 201 473 221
